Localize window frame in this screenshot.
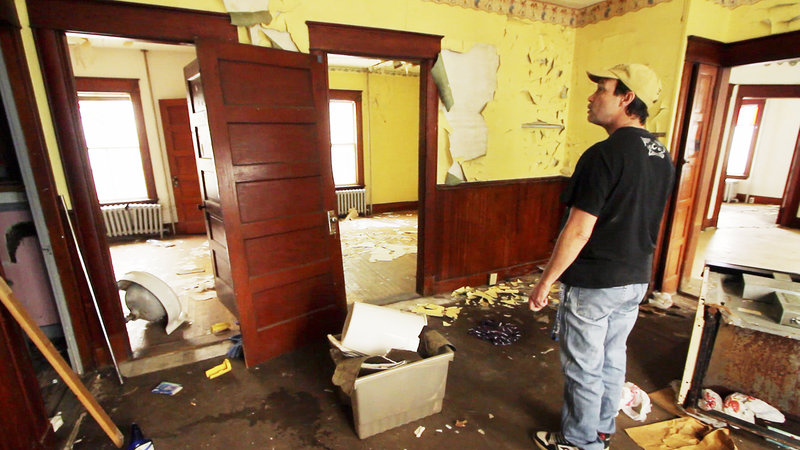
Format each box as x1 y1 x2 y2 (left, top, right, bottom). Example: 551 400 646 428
725 97 765 180
75 77 158 204
328 89 364 189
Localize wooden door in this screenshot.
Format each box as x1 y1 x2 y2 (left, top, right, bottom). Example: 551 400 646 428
661 64 718 292
184 40 347 367
160 98 205 234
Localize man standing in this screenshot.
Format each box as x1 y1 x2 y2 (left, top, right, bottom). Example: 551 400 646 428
529 63 675 450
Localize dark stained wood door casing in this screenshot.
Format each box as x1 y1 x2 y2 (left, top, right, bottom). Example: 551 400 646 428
185 40 346 367
661 64 718 292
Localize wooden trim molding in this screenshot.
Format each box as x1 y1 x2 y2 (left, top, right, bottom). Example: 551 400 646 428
308 21 442 60
734 194 782 205
35 28 129 363
371 201 418 214
26 0 237 43
74 77 158 203
724 98 764 180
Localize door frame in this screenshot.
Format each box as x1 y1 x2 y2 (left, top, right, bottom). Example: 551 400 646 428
658 30 800 294
307 21 442 295
28 0 238 367
709 84 800 228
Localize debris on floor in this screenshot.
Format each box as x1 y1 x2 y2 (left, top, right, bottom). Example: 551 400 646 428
411 303 462 321
328 303 456 439
619 382 652 421
414 426 425 437
210 322 231 335
151 382 182 395
176 266 205 275
146 239 176 248
226 334 243 359
625 417 737 449
205 358 232 379
468 319 522 346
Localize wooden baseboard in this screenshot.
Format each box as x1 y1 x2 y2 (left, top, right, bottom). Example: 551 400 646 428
734 194 782 205
371 201 418 214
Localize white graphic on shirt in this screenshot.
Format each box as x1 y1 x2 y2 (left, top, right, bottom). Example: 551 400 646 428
641 136 666 159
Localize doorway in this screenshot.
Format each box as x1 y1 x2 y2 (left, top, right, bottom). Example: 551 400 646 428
678 58 800 296
326 54 421 305
65 34 239 366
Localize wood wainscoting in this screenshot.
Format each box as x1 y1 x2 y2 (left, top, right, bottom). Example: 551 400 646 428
371 201 419 214
430 176 567 293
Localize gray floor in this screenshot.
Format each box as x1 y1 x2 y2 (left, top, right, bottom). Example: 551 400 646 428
42 274 779 449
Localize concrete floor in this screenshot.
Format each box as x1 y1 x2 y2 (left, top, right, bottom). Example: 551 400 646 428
44 275 778 449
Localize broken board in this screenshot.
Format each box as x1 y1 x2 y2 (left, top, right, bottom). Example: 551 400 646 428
0 277 124 447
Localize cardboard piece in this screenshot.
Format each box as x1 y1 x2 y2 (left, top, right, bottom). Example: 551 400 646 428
341 302 427 356
626 417 737 449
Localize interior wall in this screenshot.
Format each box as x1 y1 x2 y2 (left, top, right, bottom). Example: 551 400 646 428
328 68 419 205
67 44 197 224
565 0 688 172
736 98 800 199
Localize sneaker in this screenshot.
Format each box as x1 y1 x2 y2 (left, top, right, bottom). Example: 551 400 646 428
598 432 612 449
532 430 579 450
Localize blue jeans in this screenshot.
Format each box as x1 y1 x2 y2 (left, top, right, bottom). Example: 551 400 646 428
557 283 647 450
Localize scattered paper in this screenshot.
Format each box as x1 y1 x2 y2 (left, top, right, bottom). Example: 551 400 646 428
414 426 425 438
152 382 183 395
50 412 63 432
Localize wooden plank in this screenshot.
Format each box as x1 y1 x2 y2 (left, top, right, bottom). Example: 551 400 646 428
0 278 124 448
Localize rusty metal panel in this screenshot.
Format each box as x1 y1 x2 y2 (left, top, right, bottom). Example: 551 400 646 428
703 322 800 417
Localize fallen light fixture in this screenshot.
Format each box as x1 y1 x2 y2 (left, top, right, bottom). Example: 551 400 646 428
117 271 186 334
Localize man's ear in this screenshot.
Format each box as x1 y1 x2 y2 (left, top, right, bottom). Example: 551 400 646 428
619 90 636 108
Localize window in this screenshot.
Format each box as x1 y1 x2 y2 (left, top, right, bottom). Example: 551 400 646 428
726 98 765 179
328 90 364 187
76 77 157 204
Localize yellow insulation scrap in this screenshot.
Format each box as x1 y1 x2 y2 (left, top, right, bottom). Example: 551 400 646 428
412 303 462 321
412 303 445 317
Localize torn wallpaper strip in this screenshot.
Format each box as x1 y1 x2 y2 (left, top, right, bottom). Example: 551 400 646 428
222 0 271 26
440 44 499 162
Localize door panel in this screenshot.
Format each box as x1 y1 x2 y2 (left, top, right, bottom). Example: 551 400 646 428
160 98 205 234
661 64 718 292
185 40 346 366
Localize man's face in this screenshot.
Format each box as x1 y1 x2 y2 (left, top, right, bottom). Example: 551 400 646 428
587 78 626 127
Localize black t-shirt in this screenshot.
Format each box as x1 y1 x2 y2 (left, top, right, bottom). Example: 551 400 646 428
559 127 675 288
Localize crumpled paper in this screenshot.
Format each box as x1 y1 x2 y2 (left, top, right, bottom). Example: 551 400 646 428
626 417 737 450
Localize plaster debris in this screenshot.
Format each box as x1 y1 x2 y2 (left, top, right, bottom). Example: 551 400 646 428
478 428 486 435
455 419 468 428
414 426 425 437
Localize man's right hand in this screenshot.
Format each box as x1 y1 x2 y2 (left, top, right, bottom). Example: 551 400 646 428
528 281 551 312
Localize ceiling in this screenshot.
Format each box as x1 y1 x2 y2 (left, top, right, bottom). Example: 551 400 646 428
66 33 195 53
327 54 419 74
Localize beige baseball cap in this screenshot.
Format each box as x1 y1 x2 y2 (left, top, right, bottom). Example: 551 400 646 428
587 63 661 112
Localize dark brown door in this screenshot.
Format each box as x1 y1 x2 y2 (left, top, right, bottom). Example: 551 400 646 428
160 98 205 234
662 64 718 292
184 40 347 367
